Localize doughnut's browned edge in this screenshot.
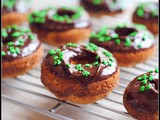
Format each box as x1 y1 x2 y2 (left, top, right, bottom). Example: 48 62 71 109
41 61 120 104
132 14 158 35
30 26 91 47
123 80 158 120
112 45 155 67
2 12 28 28
2 45 43 78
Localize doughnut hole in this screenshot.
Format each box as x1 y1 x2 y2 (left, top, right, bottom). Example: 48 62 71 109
115 27 137 36
69 52 98 65
57 9 75 17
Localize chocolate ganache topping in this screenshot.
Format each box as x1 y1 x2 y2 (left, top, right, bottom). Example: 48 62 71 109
1 25 40 62
2 0 31 14
28 7 91 32
125 68 158 113
134 2 158 20
81 0 125 13
44 43 118 85
90 23 155 53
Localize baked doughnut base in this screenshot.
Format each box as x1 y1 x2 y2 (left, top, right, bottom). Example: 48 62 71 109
41 61 120 104
112 46 155 67
31 26 91 47
2 12 28 28
2 45 43 78
132 15 158 35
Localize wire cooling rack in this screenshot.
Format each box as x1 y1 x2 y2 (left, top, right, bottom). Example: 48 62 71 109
2 0 159 120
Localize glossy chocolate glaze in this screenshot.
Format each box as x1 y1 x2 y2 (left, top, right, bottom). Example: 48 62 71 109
90 26 155 53
125 71 158 113
2 27 40 62
44 45 118 85
81 0 123 13
30 8 91 32
2 0 31 14
134 2 158 20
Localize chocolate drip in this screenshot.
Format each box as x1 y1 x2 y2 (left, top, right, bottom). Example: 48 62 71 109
30 8 90 32
126 72 158 113
44 45 118 85
2 27 40 61
90 27 155 53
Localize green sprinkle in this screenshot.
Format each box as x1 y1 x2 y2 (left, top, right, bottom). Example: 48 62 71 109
145 84 151 90
105 36 111 41
103 50 112 57
2 29 8 38
18 38 24 43
116 23 127 28
107 61 112 66
86 43 98 51
98 36 105 42
93 61 99 66
82 71 90 77
2 51 6 56
15 47 20 54
11 32 22 37
7 42 14 46
53 56 59 60
115 39 121 45
92 0 103 5
149 70 153 73
148 75 154 81
137 77 142 81
102 60 107 65
54 60 61 65
48 50 56 55
142 80 147 85
29 33 36 40
66 43 77 47
90 32 97 39
9 48 16 54
139 85 145 92
66 63 71 68
129 32 137 37
125 38 132 47
137 8 144 17
75 64 84 71
18 43 24 46
109 57 114 62
12 25 18 30
112 34 119 39
95 55 99 60
155 68 158 73
141 74 148 80
56 49 61 53
138 44 142 48
84 64 92 67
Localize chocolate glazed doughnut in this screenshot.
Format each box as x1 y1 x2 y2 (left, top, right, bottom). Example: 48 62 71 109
2 0 31 27
80 0 125 17
2 25 43 78
90 24 155 67
41 43 119 104
123 68 159 120
132 2 158 35
29 7 91 46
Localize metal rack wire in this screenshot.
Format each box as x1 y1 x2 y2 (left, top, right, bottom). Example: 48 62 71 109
2 0 158 120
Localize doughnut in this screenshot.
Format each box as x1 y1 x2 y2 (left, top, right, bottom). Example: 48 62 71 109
132 2 158 35
123 68 159 120
2 25 43 78
28 7 91 46
90 23 155 67
41 43 119 104
80 0 125 17
2 0 31 28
